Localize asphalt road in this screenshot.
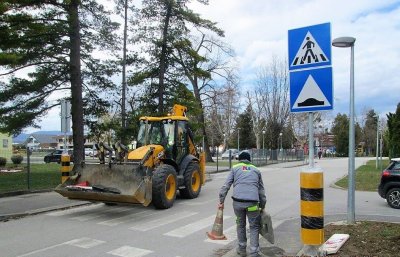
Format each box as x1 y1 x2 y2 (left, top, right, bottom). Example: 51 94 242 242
1 157 399 257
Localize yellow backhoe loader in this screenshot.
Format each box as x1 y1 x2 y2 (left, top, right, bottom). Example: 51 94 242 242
55 104 206 209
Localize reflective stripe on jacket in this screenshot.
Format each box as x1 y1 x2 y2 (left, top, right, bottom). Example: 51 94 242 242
219 160 267 209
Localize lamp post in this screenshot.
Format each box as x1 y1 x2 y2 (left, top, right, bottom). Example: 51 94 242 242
262 130 266 159
279 132 283 162
376 115 379 169
237 128 240 151
332 36 356 224
223 133 226 152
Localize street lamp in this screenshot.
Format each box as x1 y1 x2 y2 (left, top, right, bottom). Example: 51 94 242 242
332 36 356 224
262 130 266 159
375 115 379 169
262 130 266 150
263 130 265 155
279 132 283 162
237 128 240 151
223 133 226 152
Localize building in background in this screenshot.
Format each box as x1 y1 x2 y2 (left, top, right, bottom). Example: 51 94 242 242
0 133 13 159
24 134 59 150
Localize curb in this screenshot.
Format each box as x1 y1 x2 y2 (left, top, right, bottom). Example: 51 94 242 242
0 202 92 222
0 189 53 198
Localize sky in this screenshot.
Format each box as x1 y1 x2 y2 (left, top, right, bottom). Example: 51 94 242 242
25 0 400 133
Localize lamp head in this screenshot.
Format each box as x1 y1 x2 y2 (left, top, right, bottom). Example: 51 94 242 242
332 37 356 48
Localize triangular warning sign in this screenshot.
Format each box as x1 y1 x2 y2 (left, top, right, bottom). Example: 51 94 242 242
293 75 331 109
291 32 329 67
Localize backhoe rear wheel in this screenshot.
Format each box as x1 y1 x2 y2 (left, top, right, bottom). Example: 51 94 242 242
179 161 202 199
152 164 177 209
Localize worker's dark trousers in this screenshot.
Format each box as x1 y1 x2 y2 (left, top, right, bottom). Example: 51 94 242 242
233 201 261 256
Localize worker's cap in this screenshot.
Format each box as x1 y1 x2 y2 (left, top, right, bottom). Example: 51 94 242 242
238 151 251 162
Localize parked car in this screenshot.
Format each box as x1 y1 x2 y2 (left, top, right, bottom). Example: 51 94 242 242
85 148 98 157
44 149 74 163
378 158 400 209
221 149 239 160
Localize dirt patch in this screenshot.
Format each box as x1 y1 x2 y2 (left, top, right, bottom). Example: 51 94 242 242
324 221 400 257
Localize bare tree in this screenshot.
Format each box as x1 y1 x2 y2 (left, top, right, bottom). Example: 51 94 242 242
173 29 236 161
246 91 265 149
252 57 290 150
204 79 240 153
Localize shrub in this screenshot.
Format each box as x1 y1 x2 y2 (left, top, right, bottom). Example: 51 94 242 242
0 157 6 167
11 155 23 165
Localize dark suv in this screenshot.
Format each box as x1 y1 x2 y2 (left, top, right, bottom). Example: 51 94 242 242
378 158 400 209
44 150 74 163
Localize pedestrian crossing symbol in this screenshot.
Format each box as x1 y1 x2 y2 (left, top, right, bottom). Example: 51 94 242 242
290 67 333 112
290 32 329 67
288 22 331 71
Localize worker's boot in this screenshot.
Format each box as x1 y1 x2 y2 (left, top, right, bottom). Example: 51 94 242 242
236 247 246 257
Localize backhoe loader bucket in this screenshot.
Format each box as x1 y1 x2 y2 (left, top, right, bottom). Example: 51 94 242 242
55 163 152 206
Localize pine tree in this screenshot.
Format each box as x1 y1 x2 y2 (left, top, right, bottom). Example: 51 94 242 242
387 103 400 158
331 113 349 156
131 0 220 114
0 0 119 164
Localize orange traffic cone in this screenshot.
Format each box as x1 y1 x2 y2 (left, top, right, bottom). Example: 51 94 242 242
206 207 227 240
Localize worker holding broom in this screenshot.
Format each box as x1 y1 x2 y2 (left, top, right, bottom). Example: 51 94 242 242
218 151 267 257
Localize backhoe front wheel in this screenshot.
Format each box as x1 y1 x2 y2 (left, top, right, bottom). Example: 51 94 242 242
179 162 202 199
152 164 177 209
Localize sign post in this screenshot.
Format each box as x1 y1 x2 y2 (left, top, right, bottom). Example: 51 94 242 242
289 22 332 257
60 99 71 153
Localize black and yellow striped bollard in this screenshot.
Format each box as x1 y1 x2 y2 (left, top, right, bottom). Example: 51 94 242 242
61 152 72 183
300 168 324 245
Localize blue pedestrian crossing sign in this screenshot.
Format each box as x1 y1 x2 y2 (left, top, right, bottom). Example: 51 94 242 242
289 23 331 71
288 23 333 113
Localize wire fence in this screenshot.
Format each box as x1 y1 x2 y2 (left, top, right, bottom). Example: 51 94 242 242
207 148 305 173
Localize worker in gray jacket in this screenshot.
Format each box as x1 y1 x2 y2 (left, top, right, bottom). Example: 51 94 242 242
218 151 267 257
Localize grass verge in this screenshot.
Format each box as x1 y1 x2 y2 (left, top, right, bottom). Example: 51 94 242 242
0 163 63 193
324 221 400 257
335 159 390 191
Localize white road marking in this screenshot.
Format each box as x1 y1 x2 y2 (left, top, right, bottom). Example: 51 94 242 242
204 218 286 245
16 243 64 257
211 173 229 180
64 237 105 248
15 237 104 257
164 215 231 238
130 211 197 231
45 204 102 216
204 224 237 245
108 246 153 257
97 210 153 226
177 198 216 206
70 206 132 221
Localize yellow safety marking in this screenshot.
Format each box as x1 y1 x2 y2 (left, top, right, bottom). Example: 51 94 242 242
61 155 71 162
61 166 71 172
301 200 324 217
300 172 323 189
301 228 324 245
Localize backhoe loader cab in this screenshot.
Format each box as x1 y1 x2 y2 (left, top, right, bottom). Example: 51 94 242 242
55 104 206 209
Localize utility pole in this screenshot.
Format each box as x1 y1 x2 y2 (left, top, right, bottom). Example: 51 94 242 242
376 116 379 169
121 0 128 144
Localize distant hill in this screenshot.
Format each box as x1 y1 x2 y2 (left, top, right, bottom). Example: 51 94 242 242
13 131 64 144
32 131 62 135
